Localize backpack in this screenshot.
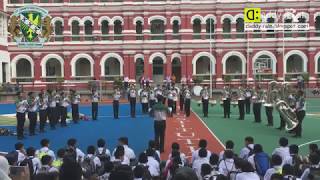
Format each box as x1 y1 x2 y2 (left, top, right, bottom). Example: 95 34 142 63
246 146 254 158
95 148 110 163
81 156 97 178
20 157 35 179
5 151 19 165
254 152 270 176
141 165 152 180
308 167 320 180
291 154 303 176
37 149 49 160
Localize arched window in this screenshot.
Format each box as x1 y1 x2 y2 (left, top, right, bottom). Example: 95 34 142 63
46 58 62 77
286 55 304 73
254 55 273 74
152 57 164 82
297 16 306 37
266 17 275 38
151 19 165 40
193 19 201 39
101 20 109 40
75 58 91 77
206 18 215 39
114 20 123 40
172 58 181 82
316 16 320 36
16 59 32 78
104 58 120 76
225 56 243 74
284 18 293 37
195 56 210 75
54 21 63 41
71 21 80 41
136 21 143 40
172 20 180 40
223 18 231 38
135 58 144 80
84 20 93 41
236 18 244 38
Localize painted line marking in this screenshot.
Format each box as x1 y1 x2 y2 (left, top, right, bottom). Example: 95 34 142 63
298 139 320 147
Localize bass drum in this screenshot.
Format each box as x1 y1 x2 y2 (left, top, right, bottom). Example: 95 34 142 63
193 86 203 96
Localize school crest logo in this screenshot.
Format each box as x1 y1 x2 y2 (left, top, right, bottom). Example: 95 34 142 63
8 5 53 48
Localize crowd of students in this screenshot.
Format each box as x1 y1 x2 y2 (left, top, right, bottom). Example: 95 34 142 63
0 136 320 180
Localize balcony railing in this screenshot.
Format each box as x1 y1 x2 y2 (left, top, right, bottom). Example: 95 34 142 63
71 76 94 81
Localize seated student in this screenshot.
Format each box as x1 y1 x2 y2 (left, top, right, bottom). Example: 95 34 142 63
201 163 214 180
36 139 56 160
209 153 220 175
111 146 130 165
59 155 82 180
98 161 114 180
300 153 320 180
218 150 236 177
85 145 101 169
272 137 290 165
20 147 41 178
193 148 210 179
171 167 198 180
168 142 187 165
303 144 319 164
239 136 254 160
52 149 65 170
264 154 283 180
219 140 234 161
96 138 111 163
67 138 85 162
109 165 134 180
37 155 59 174
284 144 303 176
15 142 26 165
248 144 270 177
145 149 160 177
166 156 183 180
133 165 145 180
234 159 260 180
282 164 301 180
192 139 211 163
113 137 136 162
147 140 160 162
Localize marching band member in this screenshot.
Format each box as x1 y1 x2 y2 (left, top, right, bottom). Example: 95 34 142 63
162 84 167 105
179 84 186 111
27 92 38 136
129 84 137 118
184 86 192 117
91 89 100 120
200 85 210 117
277 94 296 131
47 90 57 129
16 92 28 139
38 90 48 133
55 90 62 124
238 86 245 120
123 76 129 91
252 86 263 123
155 84 163 99
172 87 178 114
244 86 252 114
140 87 149 114
113 87 121 119
293 90 306 138
167 88 174 115
70 89 80 124
263 90 274 126
149 88 157 108
223 85 231 119
60 91 69 127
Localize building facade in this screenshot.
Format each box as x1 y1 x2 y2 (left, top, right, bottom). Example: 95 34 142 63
2 0 320 89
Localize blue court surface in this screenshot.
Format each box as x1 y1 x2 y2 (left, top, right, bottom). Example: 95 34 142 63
0 103 154 155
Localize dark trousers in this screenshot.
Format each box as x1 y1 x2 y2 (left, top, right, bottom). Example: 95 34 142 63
61 107 67 126
48 107 57 128
185 99 191 117
223 99 231 118
142 103 149 114
16 112 26 138
92 102 98 120
28 112 37 135
238 100 245 120
56 106 61 122
113 100 119 119
202 99 209 117
245 98 251 114
294 110 306 136
130 98 136 118
154 120 166 153
265 106 273 126
39 109 47 131
162 97 166 105
279 115 285 129
71 104 79 123
168 99 173 111
149 100 156 109
180 95 184 111
253 103 262 122
172 101 177 114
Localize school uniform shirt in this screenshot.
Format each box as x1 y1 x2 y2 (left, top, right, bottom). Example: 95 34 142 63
192 157 210 179
97 147 111 158
38 97 48 110
48 96 56 108
86 154 101 168
16 99 28 113
191 148 211 163
76 148 85 162
167 91 173 100
61 97 70 107
147 156 160 177
129 89 137 98
155 88 163 97
300 165 320 180
235 172 260 180
16 150 26 164
263 166 282 180
74 94 81 104
92 92 100 102
37 165 59 174
149 91 157 101
219 149 233 161
140 91 149 103
248 154 256 170
27 156 41 174
245 90 252 98
55 94 61 105
184 90 191 99
27 98 38 112
272 146 290 164
36 147 56 160
110 156 130 165
172 90 178 102
112 145 136 160
239 144 254 160
114 91 121 101
218 158 236 176
296 97 306 112
168 152 187 166
201 89 209 100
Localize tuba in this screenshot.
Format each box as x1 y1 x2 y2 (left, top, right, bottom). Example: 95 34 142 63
266 81 298 131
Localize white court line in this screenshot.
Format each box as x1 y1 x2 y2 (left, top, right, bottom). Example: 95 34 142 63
298 139 320 148
98 115 149 118
191 109 226 149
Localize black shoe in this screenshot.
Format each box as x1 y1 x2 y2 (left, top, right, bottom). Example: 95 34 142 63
292 134 301 138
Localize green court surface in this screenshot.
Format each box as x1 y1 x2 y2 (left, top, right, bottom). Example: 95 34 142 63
192 98 320 156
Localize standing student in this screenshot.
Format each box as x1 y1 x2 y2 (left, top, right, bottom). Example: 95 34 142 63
184 86 192 117
27 92 38 136
172 87 178 114
70 89 80 124
252 86 262 123
167 88 173 115
91 89 100 120
179 84 186 111
200 85 209 117
16 92 28 140
140 87 149 114
47 90 57 129
293 90 306 138
223 86 231 119
264 101 273 126
54 90 62 125
148 88 157 109
244 87 252 114
60 92 69 127
129 85 137 118
38 90 48 133
113 87 121 119
161 85 167 105
237 86 245 120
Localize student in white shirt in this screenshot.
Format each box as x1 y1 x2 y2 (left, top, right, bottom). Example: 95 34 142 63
192 139 211 163
113 137 136 162
300 153 320 180
96 138 111 162
14 142 26 165
219 140 234 161
145 149 160 177
37 155 59 174
201 163 215 180
264 154 283 180
192 148 210 179
168 142 187 165
234 158 260 180
23 147 41 175
218 150 236 177
272 137 290 165
111 146 130 165
36 139 56 160
239 136 254 160
67 138 85 162
85 146 101 169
